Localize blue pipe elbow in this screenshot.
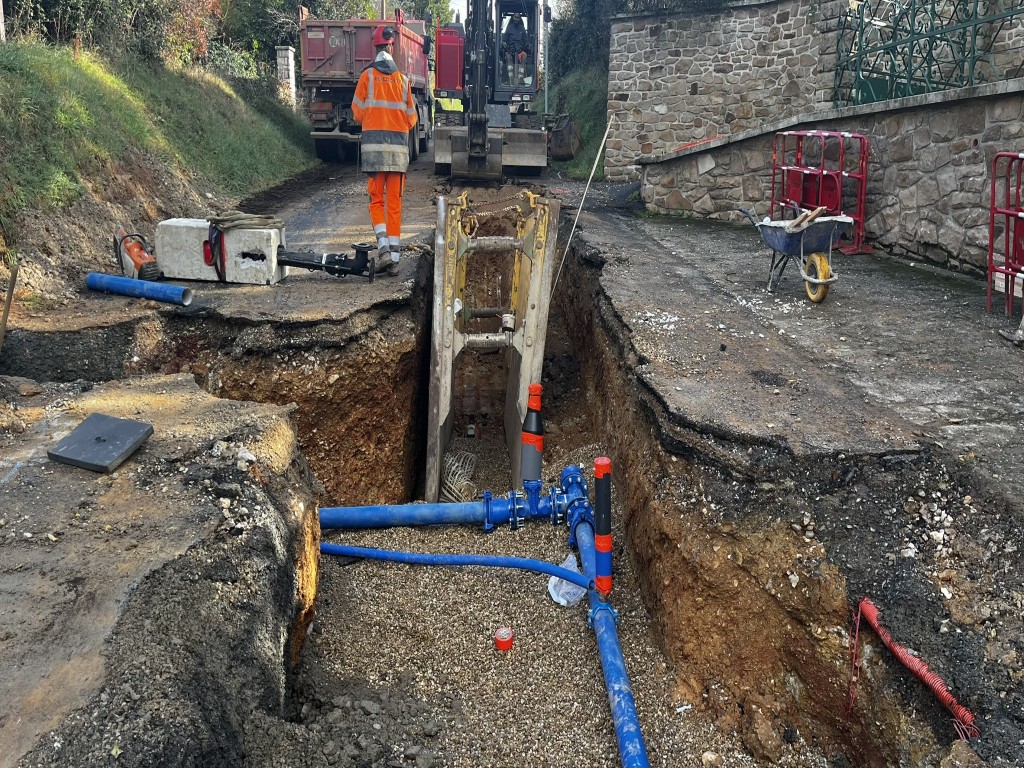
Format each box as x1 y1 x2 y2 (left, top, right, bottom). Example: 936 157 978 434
86 273 193 306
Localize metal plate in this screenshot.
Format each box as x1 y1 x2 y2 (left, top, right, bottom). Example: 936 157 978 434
47 413 154 473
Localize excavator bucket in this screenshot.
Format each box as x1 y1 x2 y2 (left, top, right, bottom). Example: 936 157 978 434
547 114 582 161
434 116 548 179
425 191 560 502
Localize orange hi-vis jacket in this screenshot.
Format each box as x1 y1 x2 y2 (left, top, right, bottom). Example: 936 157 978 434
352 55 418 173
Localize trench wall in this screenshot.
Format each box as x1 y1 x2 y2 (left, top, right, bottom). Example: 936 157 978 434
553 240 942 766
605 1 1024 273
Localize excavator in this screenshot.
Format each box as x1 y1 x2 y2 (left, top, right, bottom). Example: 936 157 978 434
433 0 551 179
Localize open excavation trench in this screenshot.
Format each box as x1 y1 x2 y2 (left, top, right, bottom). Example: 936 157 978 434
4 210 1022 768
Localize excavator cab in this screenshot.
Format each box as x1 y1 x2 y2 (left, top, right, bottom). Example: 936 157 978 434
495 4 538 99
433 0 547 178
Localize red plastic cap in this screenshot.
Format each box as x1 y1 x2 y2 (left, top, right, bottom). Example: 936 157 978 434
594 457 612 479
527 383 542 412
494 626 514 651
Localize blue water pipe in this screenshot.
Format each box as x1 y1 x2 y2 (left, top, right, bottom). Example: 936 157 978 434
574 515 650 768
86 272 193 306
317 463 649 768
321 543 593 590
319 465 591 532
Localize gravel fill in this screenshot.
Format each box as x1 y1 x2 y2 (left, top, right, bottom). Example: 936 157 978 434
307 434 831 767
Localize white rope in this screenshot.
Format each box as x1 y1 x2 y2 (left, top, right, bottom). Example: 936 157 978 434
552 116 616 293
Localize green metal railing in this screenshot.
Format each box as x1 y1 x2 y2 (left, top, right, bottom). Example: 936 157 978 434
833 0 1024 106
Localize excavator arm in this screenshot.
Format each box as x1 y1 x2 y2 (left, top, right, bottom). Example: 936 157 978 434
464 0 492 162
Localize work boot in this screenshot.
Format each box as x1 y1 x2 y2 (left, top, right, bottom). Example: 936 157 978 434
386 251 399 277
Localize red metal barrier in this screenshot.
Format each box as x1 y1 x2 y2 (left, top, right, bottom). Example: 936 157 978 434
987 151 1024 315
770 130 871 254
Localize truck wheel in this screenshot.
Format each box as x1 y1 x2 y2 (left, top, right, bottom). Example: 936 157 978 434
342 143 358 163
314 139 340 163
419 133 429 154
409 130 420 161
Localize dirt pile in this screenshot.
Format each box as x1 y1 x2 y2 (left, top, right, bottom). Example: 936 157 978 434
1 374 319 768
3 152 223 306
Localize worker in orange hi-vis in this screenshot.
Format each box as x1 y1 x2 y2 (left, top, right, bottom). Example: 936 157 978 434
352 25 419 277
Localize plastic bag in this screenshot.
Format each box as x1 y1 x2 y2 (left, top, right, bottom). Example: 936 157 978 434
548 554 587 607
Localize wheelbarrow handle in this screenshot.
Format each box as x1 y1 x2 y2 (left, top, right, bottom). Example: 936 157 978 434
737 208 759 226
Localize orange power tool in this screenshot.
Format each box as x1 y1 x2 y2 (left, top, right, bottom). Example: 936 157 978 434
113 226 160 281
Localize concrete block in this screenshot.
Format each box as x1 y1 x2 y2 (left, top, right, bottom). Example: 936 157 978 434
156 218 289 285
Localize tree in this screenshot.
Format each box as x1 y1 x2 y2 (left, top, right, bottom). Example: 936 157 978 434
1 0 6 42
406 0 451 25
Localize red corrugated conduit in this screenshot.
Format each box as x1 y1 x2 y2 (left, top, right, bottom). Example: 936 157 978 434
847 597 980 740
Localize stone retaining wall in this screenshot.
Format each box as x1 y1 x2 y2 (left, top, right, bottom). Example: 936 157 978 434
639 81 1024 273
605 0 844 183
606 1 1023 184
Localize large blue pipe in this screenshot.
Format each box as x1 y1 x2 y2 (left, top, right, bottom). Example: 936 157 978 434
321 543 594 590
86 273 193 306
575 521 650 768
320 466 591 531
320 499 503 529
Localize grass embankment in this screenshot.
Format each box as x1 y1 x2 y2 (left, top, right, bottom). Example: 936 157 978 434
0 41 314 254
547 64 609 181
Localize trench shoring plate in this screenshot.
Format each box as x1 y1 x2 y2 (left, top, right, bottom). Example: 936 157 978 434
425 193 560 502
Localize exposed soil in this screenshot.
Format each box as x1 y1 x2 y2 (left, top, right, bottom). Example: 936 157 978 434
1 144 1022 768
553 202 1024 766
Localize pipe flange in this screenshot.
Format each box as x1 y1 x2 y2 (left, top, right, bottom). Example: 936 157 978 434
587 601 619 629
547 488 566 526
560 465 587 496
508 490 525 531
566 499 594 550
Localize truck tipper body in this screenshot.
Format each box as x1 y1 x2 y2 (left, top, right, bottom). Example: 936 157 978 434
300 14 433 162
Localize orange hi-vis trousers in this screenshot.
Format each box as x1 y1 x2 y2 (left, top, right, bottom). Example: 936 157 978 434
368 171 406 247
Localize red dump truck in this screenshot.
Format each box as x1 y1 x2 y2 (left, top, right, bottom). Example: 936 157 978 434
299 10 433 163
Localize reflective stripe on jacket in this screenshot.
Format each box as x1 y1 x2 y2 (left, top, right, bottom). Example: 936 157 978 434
353 64 418 173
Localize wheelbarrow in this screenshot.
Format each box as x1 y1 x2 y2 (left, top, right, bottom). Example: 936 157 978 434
740 206 853 303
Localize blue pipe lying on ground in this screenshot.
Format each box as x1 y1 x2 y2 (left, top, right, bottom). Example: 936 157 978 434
86 273 193 306
321 543 593 590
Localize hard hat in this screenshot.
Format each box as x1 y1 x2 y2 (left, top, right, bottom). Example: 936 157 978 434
373 25 396 46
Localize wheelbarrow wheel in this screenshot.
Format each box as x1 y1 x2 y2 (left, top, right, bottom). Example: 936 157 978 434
805 252 831 303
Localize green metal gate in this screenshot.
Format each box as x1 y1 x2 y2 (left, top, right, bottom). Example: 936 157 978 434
833 0 1024 107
